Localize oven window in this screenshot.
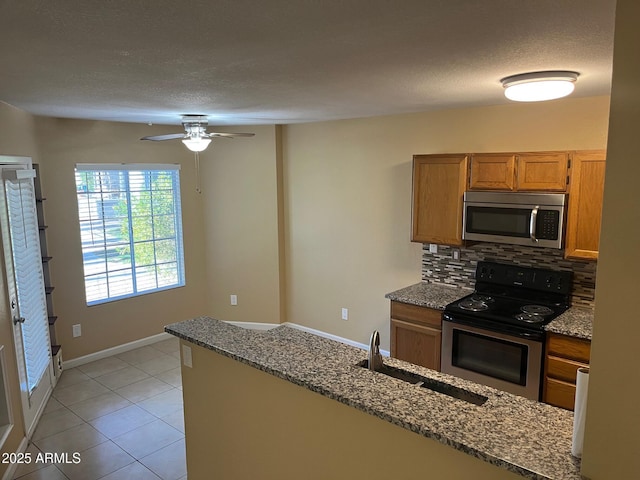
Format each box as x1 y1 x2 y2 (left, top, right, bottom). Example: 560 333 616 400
451 329 528 386
466 207 530 238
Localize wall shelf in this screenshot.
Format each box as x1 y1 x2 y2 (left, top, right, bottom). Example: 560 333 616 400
34 164 62 383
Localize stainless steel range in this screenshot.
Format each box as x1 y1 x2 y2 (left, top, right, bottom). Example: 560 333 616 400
441 261 572 400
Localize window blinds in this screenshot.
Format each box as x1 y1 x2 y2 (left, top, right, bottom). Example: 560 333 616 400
74 164 185 305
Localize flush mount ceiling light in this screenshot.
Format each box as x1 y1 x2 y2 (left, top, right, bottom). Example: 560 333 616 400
501 71 579 102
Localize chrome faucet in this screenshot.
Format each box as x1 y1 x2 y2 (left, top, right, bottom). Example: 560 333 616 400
368 330 383 371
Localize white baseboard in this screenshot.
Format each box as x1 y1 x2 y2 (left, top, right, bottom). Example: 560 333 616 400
225 320 390 357
2 436 28 480
63 322 388 370
284 322 390 357
63 332 173 369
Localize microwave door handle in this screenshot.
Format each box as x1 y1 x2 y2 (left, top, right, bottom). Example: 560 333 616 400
530 206 539 242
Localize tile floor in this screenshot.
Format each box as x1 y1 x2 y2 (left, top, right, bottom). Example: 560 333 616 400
12 337 187 480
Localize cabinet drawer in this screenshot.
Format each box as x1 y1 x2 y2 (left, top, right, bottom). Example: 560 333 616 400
544 377 577 411
547 355 588 383
390 301 442 328
547 334 591 363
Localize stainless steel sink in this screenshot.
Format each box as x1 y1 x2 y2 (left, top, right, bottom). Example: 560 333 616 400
358 360 488 406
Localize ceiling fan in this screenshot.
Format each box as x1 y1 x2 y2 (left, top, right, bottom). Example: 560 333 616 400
141 115 254 152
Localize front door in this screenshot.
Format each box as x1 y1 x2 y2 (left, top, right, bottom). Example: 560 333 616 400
0 157 52 437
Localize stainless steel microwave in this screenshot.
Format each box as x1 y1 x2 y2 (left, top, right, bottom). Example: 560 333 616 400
462 191 566 249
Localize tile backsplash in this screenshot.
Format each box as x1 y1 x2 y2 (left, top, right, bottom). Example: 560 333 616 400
422 243 596 308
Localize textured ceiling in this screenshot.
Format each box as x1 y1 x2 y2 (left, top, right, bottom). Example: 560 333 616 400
0 0 616 126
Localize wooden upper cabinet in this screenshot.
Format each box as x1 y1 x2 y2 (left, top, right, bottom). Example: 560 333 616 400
516 152 569 191
411 154 468 245
468 151 568 192
564 150 606 260
468 154 516 191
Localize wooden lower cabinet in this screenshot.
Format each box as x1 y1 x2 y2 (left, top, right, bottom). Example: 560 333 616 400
543 333 591 410
390 301 442 371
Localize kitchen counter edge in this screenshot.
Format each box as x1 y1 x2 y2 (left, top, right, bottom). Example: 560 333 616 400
384 281 471 310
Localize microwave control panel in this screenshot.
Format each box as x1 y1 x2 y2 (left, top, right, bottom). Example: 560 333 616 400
537 210 560 240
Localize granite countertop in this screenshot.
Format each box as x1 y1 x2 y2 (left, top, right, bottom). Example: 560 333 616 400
387 282 593 341
166 317 581 480
545 308 594 341
385 282 471 310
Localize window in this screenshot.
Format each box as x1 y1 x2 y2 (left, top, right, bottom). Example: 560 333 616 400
75 164 185 305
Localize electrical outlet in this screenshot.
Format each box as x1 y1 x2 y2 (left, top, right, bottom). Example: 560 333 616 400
230 294 238 306
429 243 438 253
341 308 348 321
452 248 461 260
182 345 193 368
72 324 81 338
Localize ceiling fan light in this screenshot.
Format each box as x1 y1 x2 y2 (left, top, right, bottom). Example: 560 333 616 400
501 71 579 102
182 137 211 152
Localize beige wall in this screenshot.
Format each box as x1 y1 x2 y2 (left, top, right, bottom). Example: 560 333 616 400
283 96 610 350
33 118 209 359
582 0 640 477
182 341 521 480
0 101 41 478
199 124 285 325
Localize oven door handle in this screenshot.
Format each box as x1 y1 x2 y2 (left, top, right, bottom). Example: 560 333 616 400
518 330 542 339
529 206 539 243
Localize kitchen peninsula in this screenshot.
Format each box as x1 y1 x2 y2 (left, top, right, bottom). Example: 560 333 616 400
166 317 582 480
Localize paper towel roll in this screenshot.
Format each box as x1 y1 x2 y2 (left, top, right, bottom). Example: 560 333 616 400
571 367 589 457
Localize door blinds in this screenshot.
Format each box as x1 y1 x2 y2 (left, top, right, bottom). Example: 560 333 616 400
5 174 51 394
